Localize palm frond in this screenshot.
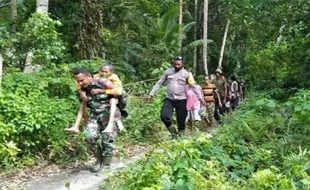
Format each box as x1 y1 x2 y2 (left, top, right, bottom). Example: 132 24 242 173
161 6 178 42
182 39 213 52
179 22 196 41
180 22 196 35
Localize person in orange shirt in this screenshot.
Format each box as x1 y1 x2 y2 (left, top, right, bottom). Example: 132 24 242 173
201 75 222 127
65 63 125 133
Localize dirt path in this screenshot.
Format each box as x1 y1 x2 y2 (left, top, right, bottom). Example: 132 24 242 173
1 131 206 190
0 145 149 190
22 153 145 190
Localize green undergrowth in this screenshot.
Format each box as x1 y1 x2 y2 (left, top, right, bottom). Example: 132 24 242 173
115 88 168 158
0 62 164 172
101 89 310 189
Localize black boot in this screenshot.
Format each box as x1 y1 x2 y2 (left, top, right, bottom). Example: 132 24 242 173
101 156 113 169
167 126 178 140
178 129 185 137
90 148 102 173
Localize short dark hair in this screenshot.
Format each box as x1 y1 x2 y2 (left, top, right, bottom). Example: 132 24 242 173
73 68 91 76
174 56 183 61
230 75 237 81
100 62 115 72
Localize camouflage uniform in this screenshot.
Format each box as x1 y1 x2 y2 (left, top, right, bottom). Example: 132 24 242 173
82 78 121 156
212 78 226 98
212 77 227 125
201 102 215 124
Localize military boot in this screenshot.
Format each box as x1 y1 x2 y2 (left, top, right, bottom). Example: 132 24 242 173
101 156 113 169
210 118 218 128
90 148 102 173
178 129 185 137
167 126 178 140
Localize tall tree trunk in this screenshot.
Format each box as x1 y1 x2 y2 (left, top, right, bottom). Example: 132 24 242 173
193 0 198 76
218 19 230 69
77 0 103 59
202 0 209 75
178 0 183 53
11 0 17 18
0 54 3 94
24 0 49 72
11 0 17 32
197 0 203 74
36 0 49 13
10 0 17 68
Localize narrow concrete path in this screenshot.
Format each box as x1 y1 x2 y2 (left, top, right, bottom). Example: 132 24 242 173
22 153 144 190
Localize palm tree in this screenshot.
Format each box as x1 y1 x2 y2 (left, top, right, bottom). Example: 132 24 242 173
193 0 198 75
154 6 196 58
178 0 183 53
202 0 209 75
218 19 230 69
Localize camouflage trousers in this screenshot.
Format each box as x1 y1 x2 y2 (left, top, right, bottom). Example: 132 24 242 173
83 113 118 156
201 102 216 126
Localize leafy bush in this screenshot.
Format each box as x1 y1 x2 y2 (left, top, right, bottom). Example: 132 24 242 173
101 90 310 189
0 67 84 168
0 26 14 58
16 13 66 65
121 89 166 142
0 59 163 168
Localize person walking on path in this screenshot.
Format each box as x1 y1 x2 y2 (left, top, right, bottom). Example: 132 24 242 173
73 68 122 173
211 68 227 125
65 63 126 133
230 75 240 110
201 75 222 127
185 84 203 132
146 56 205 139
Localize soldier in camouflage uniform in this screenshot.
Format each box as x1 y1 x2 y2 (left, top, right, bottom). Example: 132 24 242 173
73 68 121 173
211 68 227 125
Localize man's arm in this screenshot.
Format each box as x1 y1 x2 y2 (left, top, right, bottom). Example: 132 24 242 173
214 90 222 107
91 78 114 95
149 72 167 97
223 77 227 99
191 85 203 100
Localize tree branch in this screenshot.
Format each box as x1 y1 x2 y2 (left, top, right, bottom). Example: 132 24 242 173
0 1 11 9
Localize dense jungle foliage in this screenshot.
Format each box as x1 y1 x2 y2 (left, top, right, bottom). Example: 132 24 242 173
0 0 310 189
101 90 310 189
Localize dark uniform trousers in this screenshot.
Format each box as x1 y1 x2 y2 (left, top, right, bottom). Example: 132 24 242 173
160 98 187 130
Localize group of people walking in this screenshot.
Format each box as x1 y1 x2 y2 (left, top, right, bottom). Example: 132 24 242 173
66 56 246 173
147 56 246 139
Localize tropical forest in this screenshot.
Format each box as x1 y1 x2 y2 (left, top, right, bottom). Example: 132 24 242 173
0 0 310 189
